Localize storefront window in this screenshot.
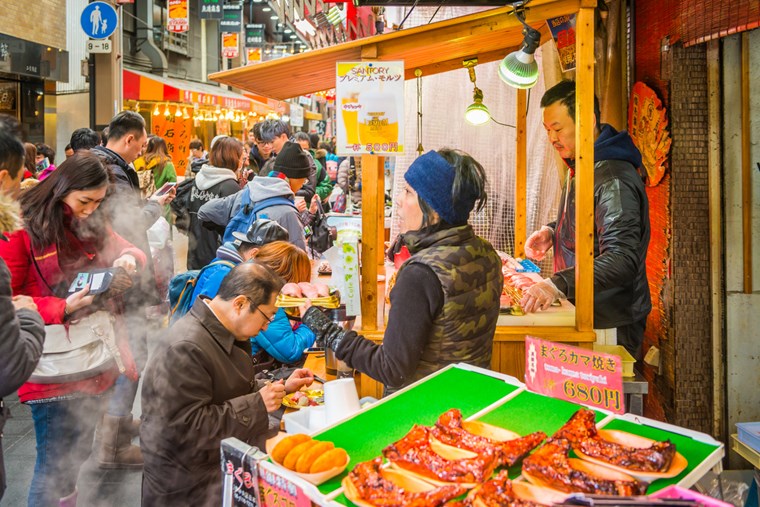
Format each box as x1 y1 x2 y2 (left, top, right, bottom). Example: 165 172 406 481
20 80 44 143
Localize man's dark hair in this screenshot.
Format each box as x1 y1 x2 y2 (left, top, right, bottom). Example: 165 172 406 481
65 144 72 151
36 143 55 165
216 262 284 312
293 131 310 144
0 114 25 178
70 128 101 152
540 80 601 126
189 139 203 151
309 133 320 150
251 122 264 141
106 111 146 142
258 119 291 142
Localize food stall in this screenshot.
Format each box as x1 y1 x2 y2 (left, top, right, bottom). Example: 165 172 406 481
222 364 725 506
209 0 599 398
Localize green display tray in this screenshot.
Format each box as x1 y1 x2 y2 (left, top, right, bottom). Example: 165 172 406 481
314 366 520 497
600 418 722 493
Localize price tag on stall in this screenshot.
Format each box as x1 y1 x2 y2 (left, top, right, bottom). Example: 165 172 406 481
524 336 625 414
257 461 312 507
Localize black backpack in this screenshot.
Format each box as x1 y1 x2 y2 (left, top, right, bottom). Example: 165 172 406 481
308 200 334 256
170 178 195 233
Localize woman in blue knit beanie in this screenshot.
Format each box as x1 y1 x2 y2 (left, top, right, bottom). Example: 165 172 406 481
302 149 504 394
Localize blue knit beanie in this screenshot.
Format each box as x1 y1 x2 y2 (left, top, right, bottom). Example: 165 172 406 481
404 150 474 225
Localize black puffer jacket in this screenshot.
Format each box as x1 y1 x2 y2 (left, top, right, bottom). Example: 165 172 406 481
92 146 163 306
549 125 651 329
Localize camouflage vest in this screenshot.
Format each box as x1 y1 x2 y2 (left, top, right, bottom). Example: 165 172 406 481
399 225 503 382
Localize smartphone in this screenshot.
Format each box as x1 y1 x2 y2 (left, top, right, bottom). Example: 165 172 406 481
68 268 115 295
155 181 177 196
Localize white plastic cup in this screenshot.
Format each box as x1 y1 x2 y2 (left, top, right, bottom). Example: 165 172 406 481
323 378 361 425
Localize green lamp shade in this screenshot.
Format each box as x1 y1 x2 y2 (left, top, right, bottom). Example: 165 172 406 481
465 101 490 125
498 49 539 89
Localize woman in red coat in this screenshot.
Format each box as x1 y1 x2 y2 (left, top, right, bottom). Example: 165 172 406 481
0 152 146 507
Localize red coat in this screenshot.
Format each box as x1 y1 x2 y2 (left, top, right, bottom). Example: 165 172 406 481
0 227 146 402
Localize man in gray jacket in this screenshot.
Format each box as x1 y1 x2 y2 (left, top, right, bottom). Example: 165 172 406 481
198 141 310 251
0 115 45 500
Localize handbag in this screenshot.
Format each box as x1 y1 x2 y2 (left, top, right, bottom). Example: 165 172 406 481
308 200 334 256
29 311 125 383
29 252 125 384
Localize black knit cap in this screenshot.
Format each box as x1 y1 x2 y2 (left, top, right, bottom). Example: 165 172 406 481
273 141 310 179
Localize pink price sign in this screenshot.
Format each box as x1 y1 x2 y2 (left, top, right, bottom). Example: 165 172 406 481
257 464 311 507
524 336 625 414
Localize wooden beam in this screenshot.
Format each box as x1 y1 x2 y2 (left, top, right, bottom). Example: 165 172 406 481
741 32 752 294
360 155 381 331
515 89 528 257
574 6 595 333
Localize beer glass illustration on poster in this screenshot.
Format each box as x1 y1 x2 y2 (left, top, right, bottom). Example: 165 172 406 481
336 61 404 156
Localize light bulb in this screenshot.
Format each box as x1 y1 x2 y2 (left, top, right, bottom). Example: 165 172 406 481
153 104 160 116
164 104 171 117
464 87 490 126
498 50 539 89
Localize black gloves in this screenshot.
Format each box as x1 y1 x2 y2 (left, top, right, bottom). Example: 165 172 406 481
301 306 347 353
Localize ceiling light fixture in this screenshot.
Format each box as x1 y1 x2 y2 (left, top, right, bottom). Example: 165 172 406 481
498 8 541 89
463 59 490 126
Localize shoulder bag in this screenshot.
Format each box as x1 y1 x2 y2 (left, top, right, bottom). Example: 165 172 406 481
28 252 124 384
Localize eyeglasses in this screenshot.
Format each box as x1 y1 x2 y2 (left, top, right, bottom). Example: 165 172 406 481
256 140 274 147
254 306 276 323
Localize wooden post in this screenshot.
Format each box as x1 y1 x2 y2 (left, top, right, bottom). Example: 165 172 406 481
515 89 527 257
376 157 386 268
574 3 596 333
360 155 381 330
706 39 725 441
741 33 752 294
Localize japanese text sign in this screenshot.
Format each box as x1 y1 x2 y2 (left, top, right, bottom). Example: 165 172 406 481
152 114 192 177
220 438 266 507
221 4 243 33
168 0 189 33
222 32 240 59
199 0 223 20
546 15 576 72
336 61 404 156
525 336 625 414
245 24 265 48
257 461 311 507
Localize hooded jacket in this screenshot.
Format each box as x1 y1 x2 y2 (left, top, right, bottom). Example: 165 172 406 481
197 177 306 251
549 124 651 329
186 165 240 270
92 145 163 305
0 193 45 500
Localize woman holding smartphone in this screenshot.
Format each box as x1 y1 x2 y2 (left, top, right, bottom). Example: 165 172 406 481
0 152 146 506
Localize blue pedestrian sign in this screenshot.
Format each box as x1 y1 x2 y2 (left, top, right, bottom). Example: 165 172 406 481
81 2 118 40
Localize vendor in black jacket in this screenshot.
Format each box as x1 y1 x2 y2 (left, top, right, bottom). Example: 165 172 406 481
522 80 651 359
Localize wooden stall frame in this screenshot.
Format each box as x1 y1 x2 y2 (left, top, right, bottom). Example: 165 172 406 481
209 0 598 396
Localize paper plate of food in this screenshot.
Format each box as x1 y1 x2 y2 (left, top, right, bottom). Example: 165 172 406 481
553 408 687 481
266 434 350 486
342 458 467 507
465 472 569 507
573 429 688 481
282 389 324 409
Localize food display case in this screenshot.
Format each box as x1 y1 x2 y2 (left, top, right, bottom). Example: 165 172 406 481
243 364 723 507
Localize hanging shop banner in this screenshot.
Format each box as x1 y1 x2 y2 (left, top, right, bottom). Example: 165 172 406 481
222 32 240 59
152 113 193 177
167 0 189 33
524 336 625 414
289 103 304 127
199 0 224 20
246 48 261 65
244 24 265 48
335 61 404 156
546 14 576 72
221 4 243 33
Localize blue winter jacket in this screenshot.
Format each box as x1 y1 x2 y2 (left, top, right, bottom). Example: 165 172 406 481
190 242 316 363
